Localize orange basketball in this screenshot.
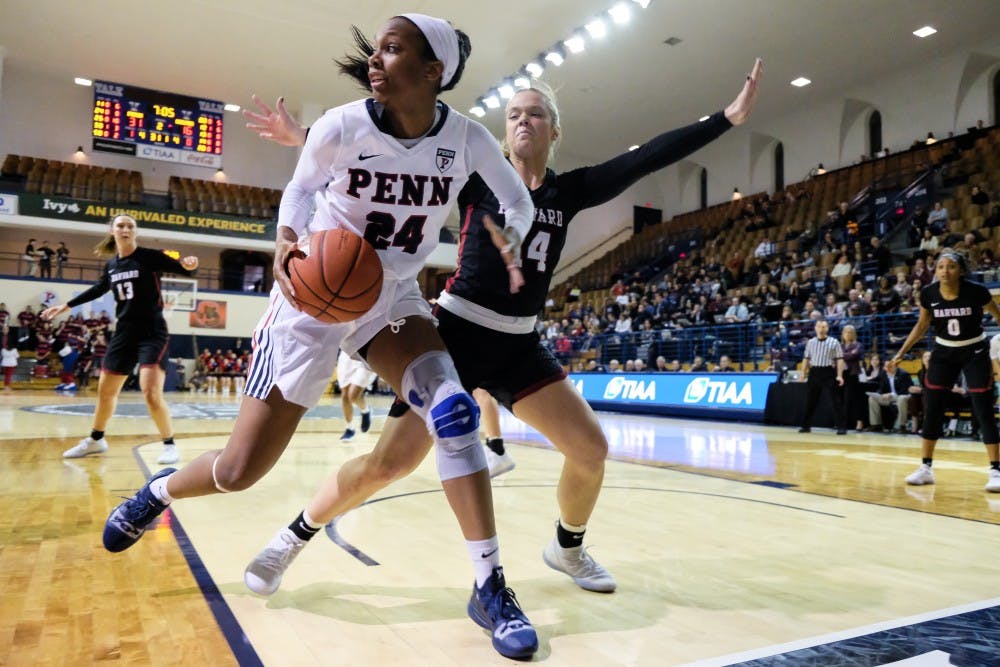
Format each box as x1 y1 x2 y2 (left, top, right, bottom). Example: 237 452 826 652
287 229 383 323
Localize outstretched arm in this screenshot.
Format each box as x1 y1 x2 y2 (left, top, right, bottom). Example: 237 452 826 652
575 59 763 209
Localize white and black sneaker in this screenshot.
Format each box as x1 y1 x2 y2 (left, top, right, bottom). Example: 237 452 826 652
542 537 617 593
244 528 307 595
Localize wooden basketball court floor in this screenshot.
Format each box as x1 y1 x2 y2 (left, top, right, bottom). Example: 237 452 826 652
2 389 999 666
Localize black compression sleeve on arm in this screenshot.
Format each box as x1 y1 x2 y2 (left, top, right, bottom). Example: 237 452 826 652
577 111 732 208
67 274 111 308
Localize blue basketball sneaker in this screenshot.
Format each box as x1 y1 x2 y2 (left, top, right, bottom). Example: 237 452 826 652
103 467 175 552
467 566 538 659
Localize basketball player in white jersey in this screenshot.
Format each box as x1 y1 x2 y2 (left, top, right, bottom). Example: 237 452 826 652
102 14 538 659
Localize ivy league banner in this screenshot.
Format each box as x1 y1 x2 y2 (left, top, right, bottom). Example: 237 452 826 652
14 193 276 241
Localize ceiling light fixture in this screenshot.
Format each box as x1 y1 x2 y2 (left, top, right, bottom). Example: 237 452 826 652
545 50 565 66
525 61 544 77
633 0 652 7
913 26 937 38
74 77 92 86
484 94 501 109
564 34 586 54
514 76 531 89
223 103 241 112
790 77 811 87
608 2 631 24
628 145 640 151
585 19 607 39
699 115 710 122
498 82 515 99
469 104 486 118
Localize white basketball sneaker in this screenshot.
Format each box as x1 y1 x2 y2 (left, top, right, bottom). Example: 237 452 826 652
905 463 935 486
986 469 1000 493
542 537 616 593
244 528 307 596
63 436 109 458
484 445 515 478
157 445 179 465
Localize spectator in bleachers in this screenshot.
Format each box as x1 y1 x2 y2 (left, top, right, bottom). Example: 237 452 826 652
716 354 736 372
867 358 911 432
907 206 928 246
867 236 892 276
873 276 902 314
723 296 749 323
754 235 775 259
822 293 844 321
56 242 69 279
970 185 990 207
36 241 54 279
689 355 707 373
653 356 667 372
22 239 37 277
919 227 939 256
893 270 913 302
608 359 621 373
926 201 948 235
908 257 934 286
0 303 8 330
859 352 883 385
830 252 852 288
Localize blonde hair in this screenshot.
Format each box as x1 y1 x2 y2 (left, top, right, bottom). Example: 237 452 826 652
94 214 136 259
502 80 562 162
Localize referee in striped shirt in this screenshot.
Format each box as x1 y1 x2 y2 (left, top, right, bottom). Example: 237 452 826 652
799 319 847 435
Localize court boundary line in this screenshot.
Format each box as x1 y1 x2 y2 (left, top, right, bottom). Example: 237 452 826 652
130 445 263 667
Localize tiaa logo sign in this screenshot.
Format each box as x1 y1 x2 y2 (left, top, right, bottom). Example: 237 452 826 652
602 376 656 401
683 377 753 405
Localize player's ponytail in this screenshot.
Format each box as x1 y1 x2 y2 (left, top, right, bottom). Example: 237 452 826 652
336 26 375 92
93 234 116 259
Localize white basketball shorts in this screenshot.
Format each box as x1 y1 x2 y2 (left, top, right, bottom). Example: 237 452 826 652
337 350 377 389
244 277 431 408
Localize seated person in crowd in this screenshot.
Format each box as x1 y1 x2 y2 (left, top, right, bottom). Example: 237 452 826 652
715 355 736 372
689 355 708 372
926 201 948 234
867 358 912 432
970 184 990 206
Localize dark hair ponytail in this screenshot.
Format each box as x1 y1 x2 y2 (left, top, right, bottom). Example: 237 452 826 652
336 26 376 92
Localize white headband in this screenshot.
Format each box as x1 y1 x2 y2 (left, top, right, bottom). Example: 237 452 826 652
400 13 459 88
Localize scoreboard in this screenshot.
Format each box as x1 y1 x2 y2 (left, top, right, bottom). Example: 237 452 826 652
91 80 225 169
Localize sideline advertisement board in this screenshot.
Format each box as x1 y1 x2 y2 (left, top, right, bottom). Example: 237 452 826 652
568 372 779 422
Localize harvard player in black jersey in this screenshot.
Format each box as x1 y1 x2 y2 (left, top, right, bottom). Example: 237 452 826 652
892 250 1000 492
41 214 198 465
241 59 761 598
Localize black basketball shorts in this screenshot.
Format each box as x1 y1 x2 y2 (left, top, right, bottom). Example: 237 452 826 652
102 319 170 375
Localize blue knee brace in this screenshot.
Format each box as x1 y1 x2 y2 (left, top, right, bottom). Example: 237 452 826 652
401 351 486 480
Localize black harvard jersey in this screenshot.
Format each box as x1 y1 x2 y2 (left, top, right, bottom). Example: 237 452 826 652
445 111 732 317
919 279 991 342
67 247 193 324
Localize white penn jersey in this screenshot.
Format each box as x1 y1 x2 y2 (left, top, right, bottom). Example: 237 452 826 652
279 98 532 282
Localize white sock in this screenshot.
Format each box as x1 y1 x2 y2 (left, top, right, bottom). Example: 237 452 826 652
360 408 370 416
466 536 500 587
302 508 324 530
149 474 174 504
345 418 356 430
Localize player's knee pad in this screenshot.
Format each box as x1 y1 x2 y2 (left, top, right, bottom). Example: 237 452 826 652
401 351 484 480
969 391 1000 443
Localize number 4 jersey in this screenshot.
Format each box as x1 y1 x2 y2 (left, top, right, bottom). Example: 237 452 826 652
67 247 193 324
919 278 992 344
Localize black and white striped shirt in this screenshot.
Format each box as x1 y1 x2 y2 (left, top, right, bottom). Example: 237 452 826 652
804 336 843 367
